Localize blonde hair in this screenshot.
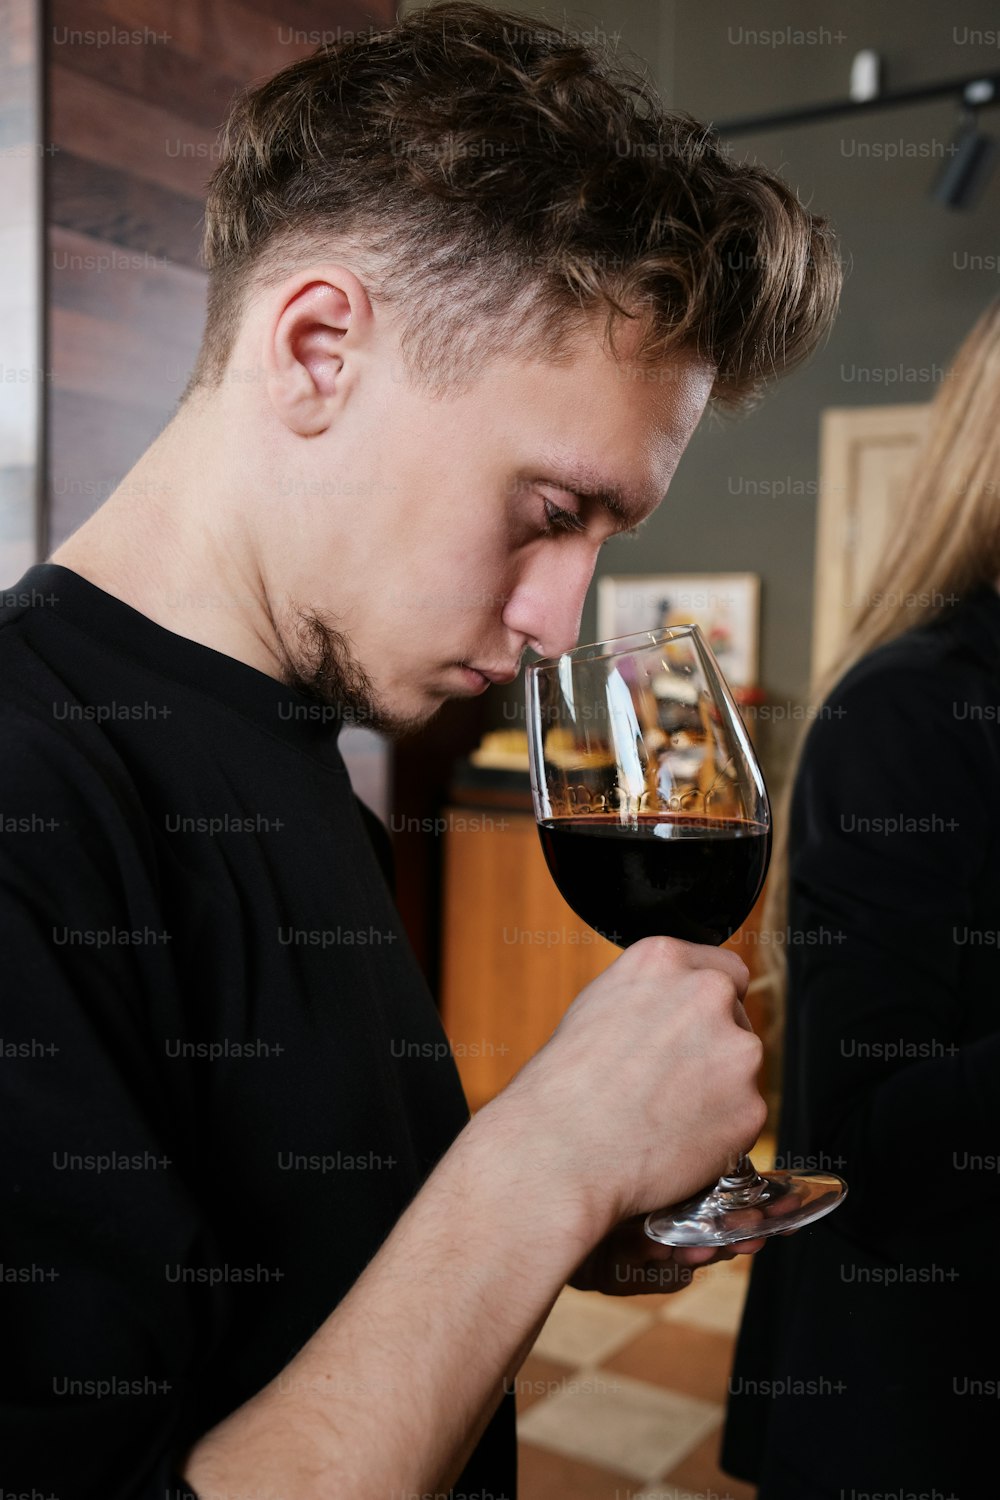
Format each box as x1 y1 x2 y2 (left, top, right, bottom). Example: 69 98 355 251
762 297 1000 1030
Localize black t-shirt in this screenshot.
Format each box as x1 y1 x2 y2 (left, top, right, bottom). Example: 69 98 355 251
0 563 516 1497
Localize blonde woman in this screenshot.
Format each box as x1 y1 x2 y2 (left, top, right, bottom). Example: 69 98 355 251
722 299 1000 1497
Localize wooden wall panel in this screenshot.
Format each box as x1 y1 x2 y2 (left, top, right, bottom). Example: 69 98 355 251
811 406 929 683
49 389 167 526
0 0 43 586
45 0 396 549
50 0 242 117
48 150 206 269
50 65 224 199
49 227 206 336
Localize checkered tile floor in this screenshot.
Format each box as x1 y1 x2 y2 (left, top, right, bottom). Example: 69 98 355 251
515 1252 755 1499
508 1115 789 1500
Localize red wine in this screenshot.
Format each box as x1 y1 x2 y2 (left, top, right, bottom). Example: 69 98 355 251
538 814 770 947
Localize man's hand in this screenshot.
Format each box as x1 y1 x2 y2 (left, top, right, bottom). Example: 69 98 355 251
567 1213 767 1296
488 934 769 1242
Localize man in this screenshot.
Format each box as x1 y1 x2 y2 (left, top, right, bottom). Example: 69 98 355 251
1 3 840 1495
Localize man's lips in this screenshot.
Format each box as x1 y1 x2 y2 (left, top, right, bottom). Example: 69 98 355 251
454 663 520 692
468 664 520 684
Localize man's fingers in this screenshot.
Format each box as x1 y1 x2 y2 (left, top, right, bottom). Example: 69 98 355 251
668 1244 721 1267
628 934 750 999
654 1239 767 1267
676 939 751 1000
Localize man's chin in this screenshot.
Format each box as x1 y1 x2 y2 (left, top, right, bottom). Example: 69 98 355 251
344 692 448 742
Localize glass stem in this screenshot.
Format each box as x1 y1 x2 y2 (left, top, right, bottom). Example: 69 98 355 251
714 1151 768 1208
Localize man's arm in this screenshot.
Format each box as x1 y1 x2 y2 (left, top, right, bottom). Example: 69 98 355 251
183 935 767 1499
186 1107 590 1499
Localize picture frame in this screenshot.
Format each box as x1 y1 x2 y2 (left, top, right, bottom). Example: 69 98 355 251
596 572 761 690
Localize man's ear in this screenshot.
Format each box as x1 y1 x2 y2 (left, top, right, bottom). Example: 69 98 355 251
265 266 374 437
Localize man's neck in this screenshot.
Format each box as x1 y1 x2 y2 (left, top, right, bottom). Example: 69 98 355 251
49 402 282 682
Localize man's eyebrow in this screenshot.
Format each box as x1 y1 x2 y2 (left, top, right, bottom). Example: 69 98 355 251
541 462 659 531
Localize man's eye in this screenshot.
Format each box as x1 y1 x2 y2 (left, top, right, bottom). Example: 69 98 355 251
541 499 586 536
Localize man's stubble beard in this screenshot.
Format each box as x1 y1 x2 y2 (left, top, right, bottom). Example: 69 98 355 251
275 604 438 741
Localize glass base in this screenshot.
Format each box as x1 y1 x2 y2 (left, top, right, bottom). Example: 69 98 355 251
643 1159 848 1248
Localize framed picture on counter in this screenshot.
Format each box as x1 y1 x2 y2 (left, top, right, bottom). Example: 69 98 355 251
596 572 761 690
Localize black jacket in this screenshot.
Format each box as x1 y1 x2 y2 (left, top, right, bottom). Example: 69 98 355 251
722 583 1000 1498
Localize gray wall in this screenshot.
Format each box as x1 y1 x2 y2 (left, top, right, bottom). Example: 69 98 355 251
640 0 1000 783
421 0 1000 783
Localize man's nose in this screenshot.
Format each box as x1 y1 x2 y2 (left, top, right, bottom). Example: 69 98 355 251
500 542 600 660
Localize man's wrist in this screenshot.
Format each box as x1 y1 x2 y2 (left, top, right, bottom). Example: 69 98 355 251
454 1093 612 1261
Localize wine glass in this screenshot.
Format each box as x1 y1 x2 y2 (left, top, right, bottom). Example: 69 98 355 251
525 623 847 1247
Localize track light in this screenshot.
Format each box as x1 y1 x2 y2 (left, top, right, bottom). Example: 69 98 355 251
715 69 1000 213
932 110 998 210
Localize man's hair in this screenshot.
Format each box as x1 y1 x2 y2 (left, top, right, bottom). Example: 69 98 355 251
186 0 840 408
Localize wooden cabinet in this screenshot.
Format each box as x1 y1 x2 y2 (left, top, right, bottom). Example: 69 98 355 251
439 806 770 1112
439 809 618 1110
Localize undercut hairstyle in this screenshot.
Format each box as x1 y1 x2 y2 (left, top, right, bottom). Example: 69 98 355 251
185 0 841 408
